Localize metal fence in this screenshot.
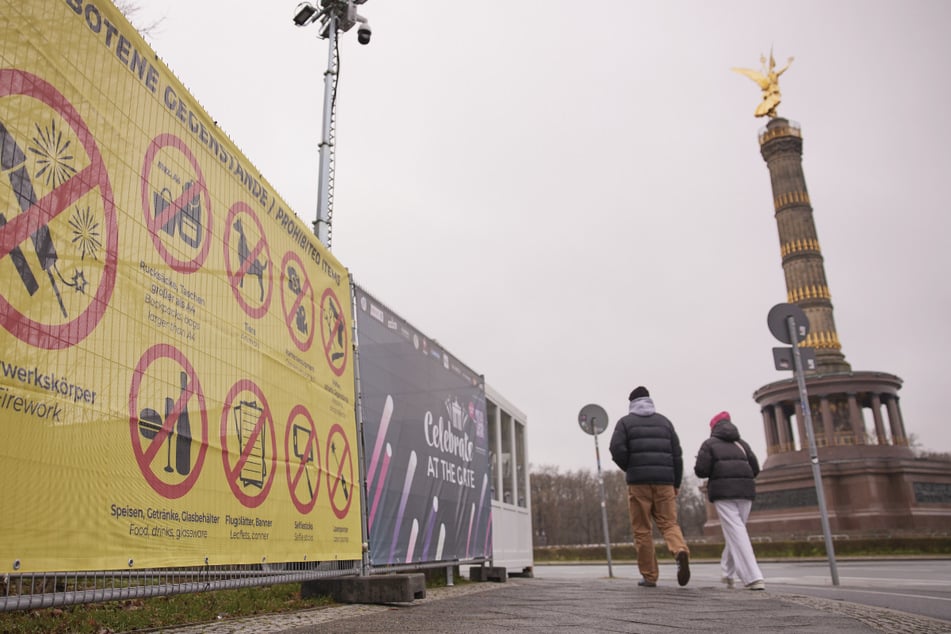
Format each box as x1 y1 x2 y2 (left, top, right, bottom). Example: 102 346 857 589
0 560 359 612
0 557 490 612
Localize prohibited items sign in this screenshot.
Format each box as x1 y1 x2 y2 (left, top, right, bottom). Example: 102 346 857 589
220 378 277 509
280 251 316 352
0 70 118 350
129 344 209 499
320 287 348 377
326 423 355 519
141 133 213 274
284 405 321 514
224 202 273 319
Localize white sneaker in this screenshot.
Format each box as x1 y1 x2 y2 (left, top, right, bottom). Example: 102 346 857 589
745 579 766 591
721 576 735 589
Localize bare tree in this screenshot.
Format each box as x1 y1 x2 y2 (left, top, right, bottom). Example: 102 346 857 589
908 433 951 461
603 470 633 542
531 466 602 545
115 1 164 37
531 465 707 546
677 473 708 536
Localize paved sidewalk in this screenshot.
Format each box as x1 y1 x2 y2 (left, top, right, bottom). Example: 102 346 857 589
159 575 951 633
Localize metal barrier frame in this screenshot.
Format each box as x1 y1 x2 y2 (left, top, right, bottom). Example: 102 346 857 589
0 560 361 611
0 556 494 611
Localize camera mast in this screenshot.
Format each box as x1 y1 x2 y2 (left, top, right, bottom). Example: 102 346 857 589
293 1 372 248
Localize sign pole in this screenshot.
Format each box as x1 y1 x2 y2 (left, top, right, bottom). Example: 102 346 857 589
593 432 614 578
787 315 840 586
578 404 614 578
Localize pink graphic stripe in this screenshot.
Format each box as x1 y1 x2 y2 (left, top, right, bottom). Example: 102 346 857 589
422 496 438 560
368 443 391 531
366 395 393 488
389 450 417 563
405 518 419 563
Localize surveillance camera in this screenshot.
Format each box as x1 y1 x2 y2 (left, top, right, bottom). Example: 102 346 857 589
293 2 319 27
357 23 372 45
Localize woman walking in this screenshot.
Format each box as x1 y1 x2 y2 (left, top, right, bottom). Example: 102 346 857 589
694 411 765 590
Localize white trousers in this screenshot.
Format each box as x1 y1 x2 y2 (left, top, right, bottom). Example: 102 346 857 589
714 499 764 586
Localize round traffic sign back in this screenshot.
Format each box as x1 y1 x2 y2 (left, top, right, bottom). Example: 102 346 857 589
578 404 610 436
767 303 809 344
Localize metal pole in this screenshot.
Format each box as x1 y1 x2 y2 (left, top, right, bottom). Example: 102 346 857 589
349 281 372 576
314 15 337 246
787 315 840 586
593 433 614 578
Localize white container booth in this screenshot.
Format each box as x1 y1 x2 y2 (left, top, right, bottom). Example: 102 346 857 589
483 384 533 577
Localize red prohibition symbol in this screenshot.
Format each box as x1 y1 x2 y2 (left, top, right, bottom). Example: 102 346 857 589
280 251 316 352
141 133 213 273
224 202 272 319
129 344 208 499
0 69 118 350
284 404 321 514
220 378 277 508
326 423 355 520
320 287 348 377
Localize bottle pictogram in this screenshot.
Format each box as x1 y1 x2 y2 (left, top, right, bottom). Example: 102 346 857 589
136 371 193 476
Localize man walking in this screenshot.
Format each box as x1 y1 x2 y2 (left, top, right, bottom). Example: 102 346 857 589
609 386 690 587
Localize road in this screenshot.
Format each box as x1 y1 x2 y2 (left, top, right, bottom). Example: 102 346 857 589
532 559 951 623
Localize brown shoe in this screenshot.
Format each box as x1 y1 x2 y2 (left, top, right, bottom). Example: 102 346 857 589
675 551 690 586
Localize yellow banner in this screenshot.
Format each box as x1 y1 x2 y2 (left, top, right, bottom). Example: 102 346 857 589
0 0 361 572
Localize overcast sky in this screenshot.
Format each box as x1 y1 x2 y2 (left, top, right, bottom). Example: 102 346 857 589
135 1 951 474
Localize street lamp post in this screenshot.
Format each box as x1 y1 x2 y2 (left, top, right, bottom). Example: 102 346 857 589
293 1 372 248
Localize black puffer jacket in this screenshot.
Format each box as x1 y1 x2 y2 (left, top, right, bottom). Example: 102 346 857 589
694 420 760 502
609 398 683 488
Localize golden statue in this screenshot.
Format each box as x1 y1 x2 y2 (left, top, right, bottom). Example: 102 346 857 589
732 50 794 118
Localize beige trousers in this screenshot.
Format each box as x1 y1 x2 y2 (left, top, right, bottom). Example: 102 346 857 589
627 483 689 583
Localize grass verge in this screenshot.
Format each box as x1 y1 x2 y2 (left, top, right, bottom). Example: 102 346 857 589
534 536 951 563
0 583 334 633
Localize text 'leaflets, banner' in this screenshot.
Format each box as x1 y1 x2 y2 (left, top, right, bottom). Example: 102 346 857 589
354 285 491 566
0 0 360 572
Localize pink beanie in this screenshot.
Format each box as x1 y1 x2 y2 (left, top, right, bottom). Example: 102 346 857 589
709 411 731 428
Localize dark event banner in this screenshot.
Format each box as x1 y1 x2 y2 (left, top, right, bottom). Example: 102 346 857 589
354 285 491 566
